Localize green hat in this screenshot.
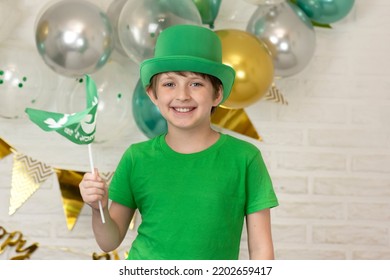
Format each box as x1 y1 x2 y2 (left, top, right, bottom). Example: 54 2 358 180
140 24 235 104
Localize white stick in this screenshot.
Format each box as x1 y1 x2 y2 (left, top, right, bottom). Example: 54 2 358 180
88 143 106 224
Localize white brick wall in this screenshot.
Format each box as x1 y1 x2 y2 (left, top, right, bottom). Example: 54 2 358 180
1 0 389 260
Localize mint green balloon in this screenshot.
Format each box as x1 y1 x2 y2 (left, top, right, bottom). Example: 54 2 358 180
296 0 355 24
132 80 167 139
192 0 221 29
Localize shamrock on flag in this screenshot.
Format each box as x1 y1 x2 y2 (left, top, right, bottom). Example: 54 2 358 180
25 75 98 145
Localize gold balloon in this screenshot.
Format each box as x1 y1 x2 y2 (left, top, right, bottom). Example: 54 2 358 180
215 29 274 109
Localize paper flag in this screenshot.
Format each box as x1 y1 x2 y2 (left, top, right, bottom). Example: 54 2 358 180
25 75 98 145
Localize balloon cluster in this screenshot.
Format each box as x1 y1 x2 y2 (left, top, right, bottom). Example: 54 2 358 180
25 0 354 140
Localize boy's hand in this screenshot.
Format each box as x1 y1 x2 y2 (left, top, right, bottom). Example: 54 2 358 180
79 168 108 210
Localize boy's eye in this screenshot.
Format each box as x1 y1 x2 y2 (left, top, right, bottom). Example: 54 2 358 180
191 82 203 87
163 82 174 87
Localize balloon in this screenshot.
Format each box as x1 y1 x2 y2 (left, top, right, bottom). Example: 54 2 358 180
296 0 355 24
35 0 114 78
0 42 59 119
0 1 21 43
215 29 274 109
57 60 137 143
192 0 221 29
244 0 284 5
132 80 167 139
106 0 128 58
117 0 202 64
247 1 316 77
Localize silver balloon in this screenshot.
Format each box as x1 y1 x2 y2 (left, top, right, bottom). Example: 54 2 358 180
246 1 316 77
117 0 202 64
35 0 114 78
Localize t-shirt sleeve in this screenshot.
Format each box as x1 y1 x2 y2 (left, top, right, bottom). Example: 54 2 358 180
245 150 279 215
108 147 137 209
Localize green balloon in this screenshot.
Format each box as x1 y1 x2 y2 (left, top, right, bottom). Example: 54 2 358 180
192 0 221 29
132 80 167 139
296 0 355 24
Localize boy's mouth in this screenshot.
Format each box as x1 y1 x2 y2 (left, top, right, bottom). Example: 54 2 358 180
172 107 195 113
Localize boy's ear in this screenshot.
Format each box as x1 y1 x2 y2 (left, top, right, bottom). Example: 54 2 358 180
146 87 158 105
213 85 223 106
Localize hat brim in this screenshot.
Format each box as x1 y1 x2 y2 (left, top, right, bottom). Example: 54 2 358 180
140 56 235 105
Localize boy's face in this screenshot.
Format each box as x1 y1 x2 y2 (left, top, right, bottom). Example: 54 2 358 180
146 71 222 131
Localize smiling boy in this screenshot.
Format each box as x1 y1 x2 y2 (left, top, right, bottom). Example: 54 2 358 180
79 24 278 260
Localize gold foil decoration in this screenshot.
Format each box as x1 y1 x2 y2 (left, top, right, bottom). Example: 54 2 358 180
263 84 289 105
211 107 262 141
92 250 120 260
0 226 39 260
9 152 53 215
0 138 12 159
55 169 85 231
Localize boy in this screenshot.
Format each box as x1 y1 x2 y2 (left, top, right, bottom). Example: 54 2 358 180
79 24 278 260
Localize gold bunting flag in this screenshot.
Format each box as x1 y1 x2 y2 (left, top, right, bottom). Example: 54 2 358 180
211 107 262 141
55 169 85 231
9 152 54 215
0 138 12 159
263 84 289 105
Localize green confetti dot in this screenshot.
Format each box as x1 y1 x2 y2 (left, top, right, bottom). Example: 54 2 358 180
0 80 3 84
0 70 4 75
79 78 84 83
22 76 27 82
150 33 155 38
18 83 23 88
117 93 122 99
31 99 36 104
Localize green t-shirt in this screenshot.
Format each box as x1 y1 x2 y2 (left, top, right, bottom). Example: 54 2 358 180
109 133 278 260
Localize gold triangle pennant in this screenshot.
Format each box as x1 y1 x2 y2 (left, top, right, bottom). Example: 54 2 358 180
211 107 262 141
9 152 54 215
0 138 12 160
263 84 289 105
55 169 85 231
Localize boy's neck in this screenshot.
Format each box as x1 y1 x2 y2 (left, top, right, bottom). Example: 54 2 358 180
165 126 220 154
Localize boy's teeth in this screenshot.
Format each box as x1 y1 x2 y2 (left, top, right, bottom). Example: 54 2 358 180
175 108 191 112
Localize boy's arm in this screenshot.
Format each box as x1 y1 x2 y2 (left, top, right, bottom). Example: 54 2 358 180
246 208 275 260
92 201 136 253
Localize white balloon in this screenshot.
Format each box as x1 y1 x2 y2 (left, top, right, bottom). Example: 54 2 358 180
0 42 59 119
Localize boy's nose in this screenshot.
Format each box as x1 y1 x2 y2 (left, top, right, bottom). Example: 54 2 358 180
175 86 191 101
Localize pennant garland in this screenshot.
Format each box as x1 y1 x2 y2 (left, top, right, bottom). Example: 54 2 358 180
0 136 127 232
